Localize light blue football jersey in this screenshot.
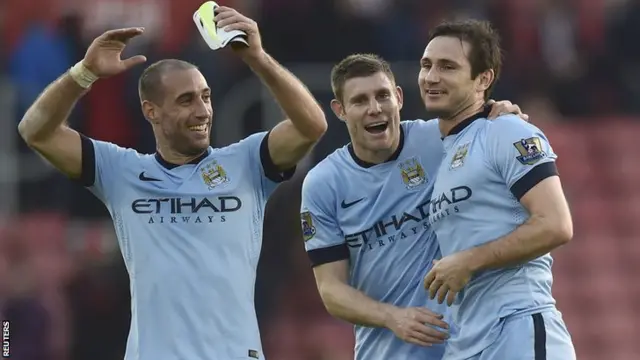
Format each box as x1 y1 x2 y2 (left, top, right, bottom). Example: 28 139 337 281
77 131 293 360
301 120 453 360
428 110 561 359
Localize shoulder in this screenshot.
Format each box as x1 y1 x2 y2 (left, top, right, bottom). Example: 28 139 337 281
484 114 546 137
304 149 345 188
401 118 441 142
90 137 146 163
302 147 349 201
401 118 439 133
217 131 268 154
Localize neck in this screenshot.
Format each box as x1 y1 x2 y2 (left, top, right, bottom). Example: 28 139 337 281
352 129 401 164
438 99 485 137
156 144 206 165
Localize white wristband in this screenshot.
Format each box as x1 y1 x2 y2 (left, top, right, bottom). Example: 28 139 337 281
69 61 99 89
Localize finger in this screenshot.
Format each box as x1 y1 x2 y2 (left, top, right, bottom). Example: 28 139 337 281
446 289 458 306
221 22 255 34
122 55 147 70
423 270 436 290
414 307 444 319
411 322 450 340
215 6 237 14
213 9 238 22
216 14 248 29
437 284 450 304
428 279 443 300
513 105 522 114
487 103 500 119
486 99 496 105
523 113 530 122
103 27 145 41
414 312 449 329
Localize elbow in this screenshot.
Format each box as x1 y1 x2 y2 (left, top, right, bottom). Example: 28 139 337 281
547 218 573 247
308 113 328 141
317 282 340 316
17 120 39 146
17 120 30 143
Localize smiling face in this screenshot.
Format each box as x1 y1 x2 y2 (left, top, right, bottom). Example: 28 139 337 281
331 71 403 159
143 68 213 156
418 36 492 119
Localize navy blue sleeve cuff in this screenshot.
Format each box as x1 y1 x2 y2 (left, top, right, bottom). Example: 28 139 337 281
510 161 559 200
259 131 296 183
77 134 96 187
307 244 350 267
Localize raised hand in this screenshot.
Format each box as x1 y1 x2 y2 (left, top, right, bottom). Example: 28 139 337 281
82 27 148 78
213 7 263 60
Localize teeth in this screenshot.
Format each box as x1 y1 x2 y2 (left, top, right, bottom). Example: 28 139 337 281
367 122 387 127
188 124 207 132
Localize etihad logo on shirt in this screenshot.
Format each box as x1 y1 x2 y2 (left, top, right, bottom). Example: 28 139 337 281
428 185 473 226
343 197 432 252
131 196 242 224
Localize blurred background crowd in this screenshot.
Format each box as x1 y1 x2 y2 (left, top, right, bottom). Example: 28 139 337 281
1 0 639 359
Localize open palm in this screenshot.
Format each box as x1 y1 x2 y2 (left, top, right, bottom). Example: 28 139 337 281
82 27 147 78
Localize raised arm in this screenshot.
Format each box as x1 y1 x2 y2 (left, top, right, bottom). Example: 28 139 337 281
301 173 448 346
215 7 327 171
18 28 147 180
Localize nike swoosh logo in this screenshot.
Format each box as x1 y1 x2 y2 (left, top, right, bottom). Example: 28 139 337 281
138 172 161 182
341 198 364 209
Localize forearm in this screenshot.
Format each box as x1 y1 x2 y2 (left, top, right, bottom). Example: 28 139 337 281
319 280 396 328
245 52 326 138
18 72 87 143
467 215 568 272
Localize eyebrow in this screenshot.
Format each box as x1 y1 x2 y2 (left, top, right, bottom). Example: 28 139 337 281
348 87 391 102
175 88 211 101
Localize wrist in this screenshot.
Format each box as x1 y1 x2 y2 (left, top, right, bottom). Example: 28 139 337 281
464 247 485 273
69 61 99 89
242 49 270 70
380 304 399 329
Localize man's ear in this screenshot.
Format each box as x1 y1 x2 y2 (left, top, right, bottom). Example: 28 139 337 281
476 69 495 93
395 85 404 111
142 100 159 125
330 99 347 123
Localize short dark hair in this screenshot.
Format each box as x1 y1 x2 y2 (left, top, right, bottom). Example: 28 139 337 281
138 59 198 103
331 54 395 102
428 19 502 100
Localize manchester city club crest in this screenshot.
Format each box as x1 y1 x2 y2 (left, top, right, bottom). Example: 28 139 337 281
200 160 229 189
450 142 470 170
398 157 427 189
513 137 546 165
300 211 316 241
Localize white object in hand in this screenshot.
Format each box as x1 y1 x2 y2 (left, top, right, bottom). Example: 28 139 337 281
193 1 248 51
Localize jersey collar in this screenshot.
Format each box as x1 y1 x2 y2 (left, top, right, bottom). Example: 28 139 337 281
154 148 210 170
442 104 491 139
348 125 405 168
